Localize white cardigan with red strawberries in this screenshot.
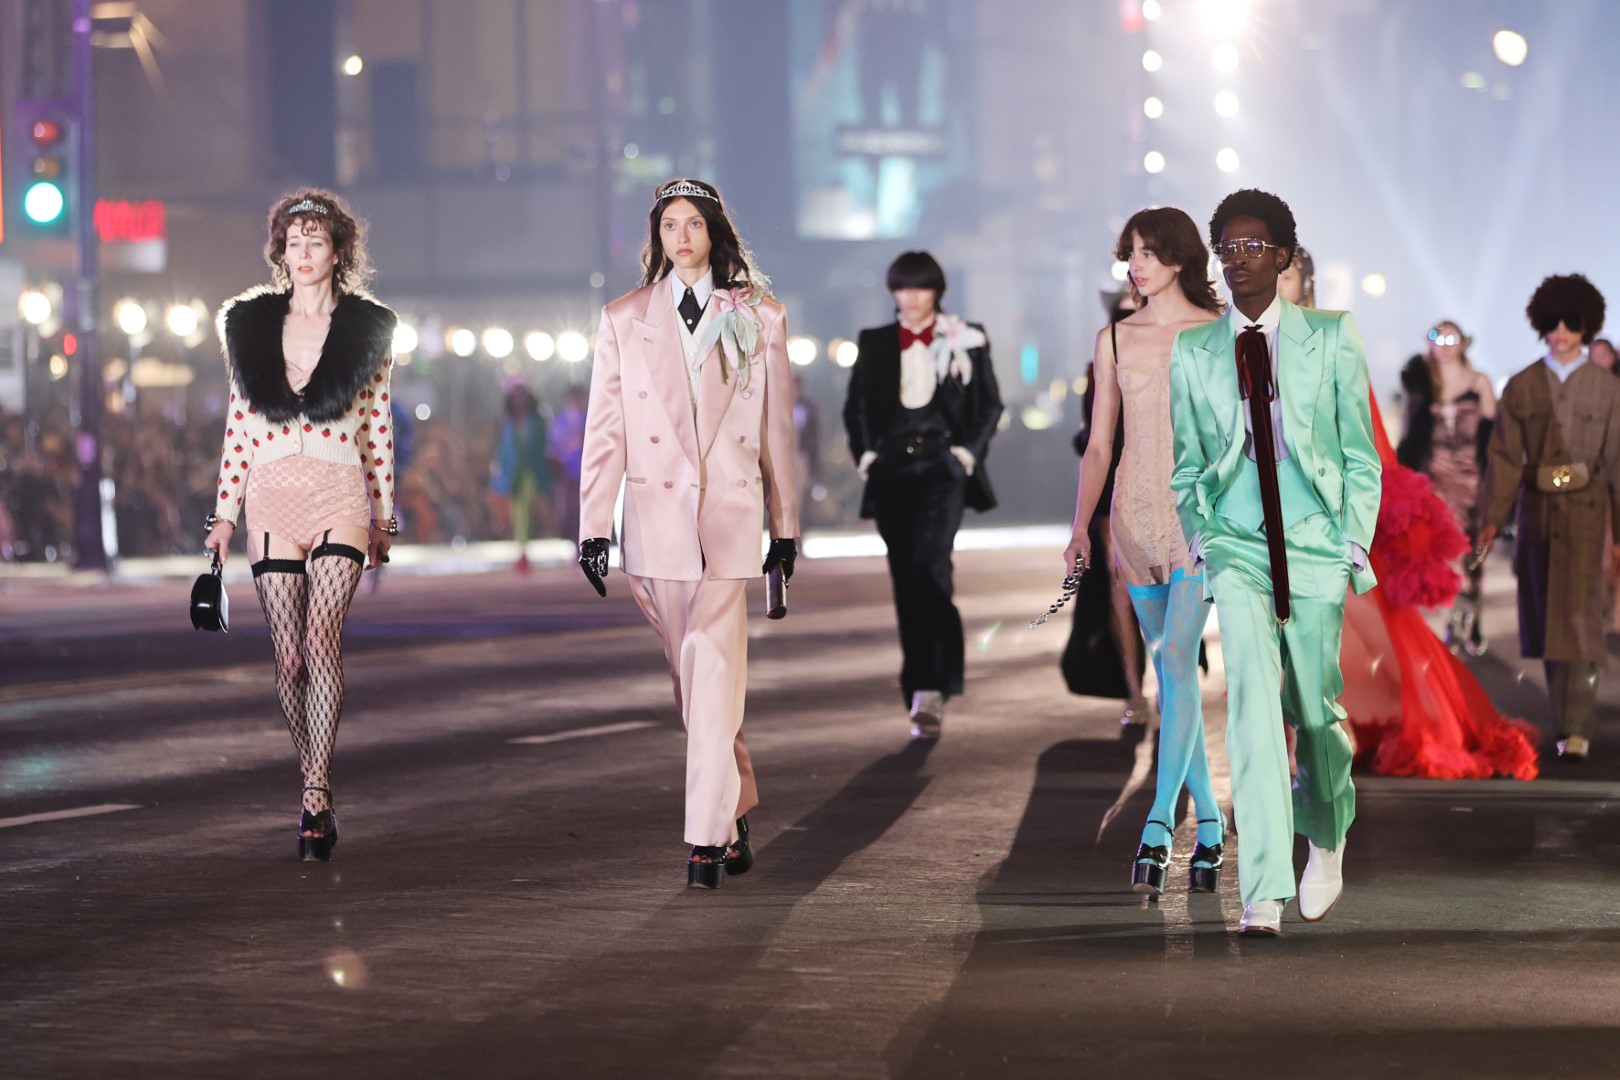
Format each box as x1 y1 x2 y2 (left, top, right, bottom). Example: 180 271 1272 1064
212 286 399 527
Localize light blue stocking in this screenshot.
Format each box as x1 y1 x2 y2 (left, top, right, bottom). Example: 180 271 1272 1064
1130 569 1223 849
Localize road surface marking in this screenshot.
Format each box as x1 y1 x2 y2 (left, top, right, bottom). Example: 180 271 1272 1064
509 720 658 746
0 803 142 830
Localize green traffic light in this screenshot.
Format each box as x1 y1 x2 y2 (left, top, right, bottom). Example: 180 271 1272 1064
24 180 66 225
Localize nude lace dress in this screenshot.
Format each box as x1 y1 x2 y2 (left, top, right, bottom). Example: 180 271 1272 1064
1110 347 1194 586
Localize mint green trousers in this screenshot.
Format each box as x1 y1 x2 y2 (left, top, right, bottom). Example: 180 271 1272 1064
1202 512 1357 906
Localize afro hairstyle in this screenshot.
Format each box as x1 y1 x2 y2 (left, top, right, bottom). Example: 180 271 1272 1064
1209 189 1298 265
1525 273 1606 343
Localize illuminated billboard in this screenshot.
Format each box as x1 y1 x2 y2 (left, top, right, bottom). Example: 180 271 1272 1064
789 0 978 240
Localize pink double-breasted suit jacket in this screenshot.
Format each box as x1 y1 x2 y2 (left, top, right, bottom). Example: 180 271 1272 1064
579 281 800 580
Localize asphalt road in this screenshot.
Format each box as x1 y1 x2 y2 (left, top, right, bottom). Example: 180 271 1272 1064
2 550 1618 1079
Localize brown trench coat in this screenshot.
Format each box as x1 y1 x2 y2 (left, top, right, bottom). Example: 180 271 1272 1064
1480 360 1620 662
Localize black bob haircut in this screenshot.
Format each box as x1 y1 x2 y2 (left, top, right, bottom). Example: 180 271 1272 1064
1526 273 1606 343
1209 188 1298 266
886 251 948 310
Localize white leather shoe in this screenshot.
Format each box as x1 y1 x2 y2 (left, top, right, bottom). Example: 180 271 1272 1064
1238 900 1282 936
1298 840 1345 922
909 691 944 741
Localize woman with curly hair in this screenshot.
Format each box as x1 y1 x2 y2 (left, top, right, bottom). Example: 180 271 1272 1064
1477 273 1620 763
203 189 398 860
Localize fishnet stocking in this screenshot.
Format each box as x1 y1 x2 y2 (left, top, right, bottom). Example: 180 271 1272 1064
254 570 312 781
302 553 363 813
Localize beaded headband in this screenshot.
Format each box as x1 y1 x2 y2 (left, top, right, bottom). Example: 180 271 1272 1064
655 179 717 205
287 198 330 216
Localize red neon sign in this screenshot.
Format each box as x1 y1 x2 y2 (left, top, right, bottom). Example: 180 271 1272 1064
94 199 165 244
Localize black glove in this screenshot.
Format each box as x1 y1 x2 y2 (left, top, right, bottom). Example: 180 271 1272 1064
762 537 797 582
579 538 610 596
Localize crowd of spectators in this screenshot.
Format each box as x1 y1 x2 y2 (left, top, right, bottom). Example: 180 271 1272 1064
0 404 543 561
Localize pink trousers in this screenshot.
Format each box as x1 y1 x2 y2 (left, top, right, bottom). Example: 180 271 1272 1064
628 574 759 846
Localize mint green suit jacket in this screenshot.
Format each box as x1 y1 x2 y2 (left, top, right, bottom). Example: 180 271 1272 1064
1168 300 1383 595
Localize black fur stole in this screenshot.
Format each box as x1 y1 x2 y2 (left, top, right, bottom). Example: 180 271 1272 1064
217 286 397 424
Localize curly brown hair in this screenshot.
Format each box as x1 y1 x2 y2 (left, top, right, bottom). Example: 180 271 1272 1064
264 189 372 293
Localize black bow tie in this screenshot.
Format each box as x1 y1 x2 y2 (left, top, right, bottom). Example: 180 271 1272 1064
678 286 703 330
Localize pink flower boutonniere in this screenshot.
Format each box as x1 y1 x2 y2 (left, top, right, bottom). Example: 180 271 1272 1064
930 314 986 385
693 286 766 386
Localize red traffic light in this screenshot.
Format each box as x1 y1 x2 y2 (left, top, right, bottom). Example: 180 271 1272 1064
29 118 64 145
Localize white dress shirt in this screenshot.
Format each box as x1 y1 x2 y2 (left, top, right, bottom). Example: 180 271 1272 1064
1544 347 1589 383
670 268 714 319
1229 296 1289 464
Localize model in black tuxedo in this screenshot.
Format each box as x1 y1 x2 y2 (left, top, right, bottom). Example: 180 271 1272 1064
842 315 1003 735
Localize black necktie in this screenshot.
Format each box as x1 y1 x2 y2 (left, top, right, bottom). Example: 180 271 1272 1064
1236 323 1290 624
678 286 702 330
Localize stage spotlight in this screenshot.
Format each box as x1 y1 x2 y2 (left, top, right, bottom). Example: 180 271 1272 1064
1142 50 1163 73
391 322 419 356
447 327 476 357
557 331 590 363
1215 90 1240 117
165 304 199 338
19 289 53 326
1493 30 1528 67
832 339 859 368
787 336 819 366
115 299 147 336
1142 0 1162 20
525 331 556 362
1216 147 1241 173
1143 151 1166 174
1361 273 1388 297
1144 96 1165 119
342 55 364 77
1213 44 1239 72
482 327 515 359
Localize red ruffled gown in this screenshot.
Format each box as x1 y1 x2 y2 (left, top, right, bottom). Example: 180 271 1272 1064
1339 396 1540 779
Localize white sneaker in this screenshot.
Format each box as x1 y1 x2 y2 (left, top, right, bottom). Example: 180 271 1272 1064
1558 734 1590 762
909 691 944 741
1298 840 1345 922
1238 900 1282 936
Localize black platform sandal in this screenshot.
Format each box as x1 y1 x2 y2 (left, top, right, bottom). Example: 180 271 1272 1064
297 785 338 863
687 845 728 889
1131 820 1172 896
1188 818 1224 893
724 816 755 877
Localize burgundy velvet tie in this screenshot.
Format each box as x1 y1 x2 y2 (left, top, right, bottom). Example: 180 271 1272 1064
1236 323 1291 624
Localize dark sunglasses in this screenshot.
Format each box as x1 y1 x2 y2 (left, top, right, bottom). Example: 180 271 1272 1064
1542 312 1585 333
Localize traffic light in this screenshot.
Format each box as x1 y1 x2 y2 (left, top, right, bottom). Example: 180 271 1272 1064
14 102 75 235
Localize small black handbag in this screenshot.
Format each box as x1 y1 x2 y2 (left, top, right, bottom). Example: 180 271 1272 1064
189 556 229 633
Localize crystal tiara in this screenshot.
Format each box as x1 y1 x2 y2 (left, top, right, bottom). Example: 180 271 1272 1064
655 179 717 204
287 198 330 216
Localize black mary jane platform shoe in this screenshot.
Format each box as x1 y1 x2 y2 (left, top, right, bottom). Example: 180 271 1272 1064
1131 819 1172 895
297 785 339 863
724 816 755 877
1188 818 1225 892
687 845 728 889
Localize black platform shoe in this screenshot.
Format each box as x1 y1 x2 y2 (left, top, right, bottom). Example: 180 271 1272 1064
1131 820 1172 895
687 845 728 889
297 786 338 862
1188 819 1224 892
724 816 755 877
